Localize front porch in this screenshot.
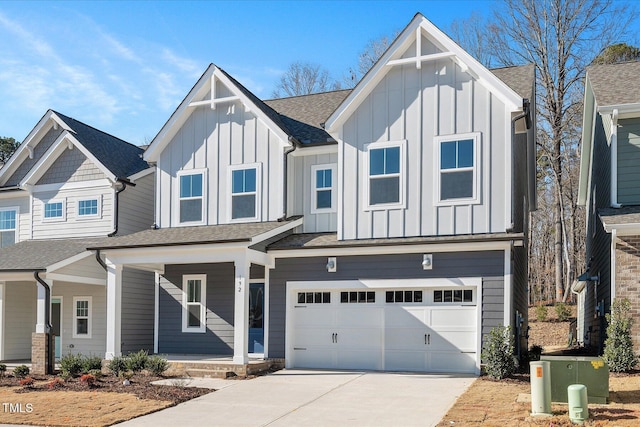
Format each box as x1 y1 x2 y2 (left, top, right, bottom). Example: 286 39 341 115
163 354 284 378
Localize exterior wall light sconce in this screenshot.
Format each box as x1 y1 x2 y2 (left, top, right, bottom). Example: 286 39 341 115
422 254 433 270
326 257 337 273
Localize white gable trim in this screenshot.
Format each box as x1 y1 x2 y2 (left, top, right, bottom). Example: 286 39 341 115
19 131 116 187
0 110 71 186
325 14 522 133
128 167 155 183
144 64 291 163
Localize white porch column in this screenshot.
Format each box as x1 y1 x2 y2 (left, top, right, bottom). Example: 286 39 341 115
233 258 250 364
35 280 50 333
105 259 123 360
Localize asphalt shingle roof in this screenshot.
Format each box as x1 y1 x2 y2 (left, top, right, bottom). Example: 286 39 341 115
268 232 524 250
587 61 640 107
0 238 107 271
88 217 302 250
54 111 149 180
599 206 640 227
491 64 535 101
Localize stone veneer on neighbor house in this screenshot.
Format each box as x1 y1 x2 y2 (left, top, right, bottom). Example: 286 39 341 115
615 235 640 353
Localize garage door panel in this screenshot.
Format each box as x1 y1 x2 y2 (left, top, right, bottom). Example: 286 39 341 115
293 329 334 347
385 328 427 351
293 307 334 326
430 307 476 327
337 349 381 370
430 331 475 352
385 350 427 372
385 307 427 327
336 306 383 327
430 351 476 373
293 348 335 369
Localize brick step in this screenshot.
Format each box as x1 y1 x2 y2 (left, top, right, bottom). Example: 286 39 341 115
184 368 238 379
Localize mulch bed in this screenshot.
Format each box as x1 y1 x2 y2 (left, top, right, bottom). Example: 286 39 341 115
1 374 211 404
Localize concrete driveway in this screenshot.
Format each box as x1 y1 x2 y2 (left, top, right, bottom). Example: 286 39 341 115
119 369 475 427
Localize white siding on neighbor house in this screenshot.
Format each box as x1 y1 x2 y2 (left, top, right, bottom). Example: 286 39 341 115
52 255 105 284
56 281 106 357
31 183 114 239
36 148 107 185
339 35 510 240
118 172 155 235
3 282 36 360
157 81 285 228
0 195 30 242
289 152 338 232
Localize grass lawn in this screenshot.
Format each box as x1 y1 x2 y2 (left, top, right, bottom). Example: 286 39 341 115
437 372 640 426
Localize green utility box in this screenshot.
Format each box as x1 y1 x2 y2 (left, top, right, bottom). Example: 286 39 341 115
540 356 609 404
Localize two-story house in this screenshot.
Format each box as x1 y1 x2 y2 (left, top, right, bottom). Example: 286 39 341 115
91 13 536 375
578 61 640 353
0 110 154 373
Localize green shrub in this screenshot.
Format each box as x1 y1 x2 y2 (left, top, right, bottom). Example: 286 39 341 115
125 350 149 373
482 326 517 379
535 305 548 322
0 363 6 377
108 356 127 377
13 365 30 379
88 368 103 379
60 353 84 377
82 355 103 373
528 344 543 362
604 298 639 372
145 355 169 376
555 302 571 322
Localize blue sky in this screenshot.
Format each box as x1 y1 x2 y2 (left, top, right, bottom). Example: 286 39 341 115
0 1 635 146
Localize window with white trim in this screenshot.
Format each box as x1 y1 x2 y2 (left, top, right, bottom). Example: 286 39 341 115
437 133 480 203
311 164 336 213
0 208 17 248
44 199 65 221
230 164 260 221
73 297 92 338
178 171 205 224
78 198 99 218
433 289 474 304
182 274 206 333
366 140 405 208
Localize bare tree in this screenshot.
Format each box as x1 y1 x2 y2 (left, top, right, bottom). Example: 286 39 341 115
272 62 340 98
344 32 398 87
487 0 635 302
448 12 494 67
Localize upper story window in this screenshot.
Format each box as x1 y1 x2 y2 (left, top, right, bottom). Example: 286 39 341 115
436 133 480 204
43 199 65 221
78 198 99 218
365 140 406 209
178 170 206 224
230 164 260 221
0 208 17 248
311 164 337 213
182 274 207 333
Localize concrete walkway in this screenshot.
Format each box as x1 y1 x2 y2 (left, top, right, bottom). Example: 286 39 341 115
119 369 475 427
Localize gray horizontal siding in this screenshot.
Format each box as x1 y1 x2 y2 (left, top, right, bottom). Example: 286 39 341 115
617 118 640 205
268 251 504 358
158 263 235 355
121 267 155 354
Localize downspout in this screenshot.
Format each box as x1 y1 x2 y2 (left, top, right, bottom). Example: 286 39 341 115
278 136 300 222
95 249 107 271
108 180 134 237
33 271 53 374
506 99 532 232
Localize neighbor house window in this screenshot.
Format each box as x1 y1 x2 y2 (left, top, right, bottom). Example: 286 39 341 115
437 133 480 203
43 199 65 221
182 274 206 333
0 208 17 248
366 140 405 208
178 170 205 224
311 164 337 213
73 297 92 338
230 164 260 221
78 198 99 218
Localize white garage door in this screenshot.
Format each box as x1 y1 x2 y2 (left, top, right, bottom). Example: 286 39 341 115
288 286 478 374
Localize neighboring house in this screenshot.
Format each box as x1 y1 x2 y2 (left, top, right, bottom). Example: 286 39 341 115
0 110 154 373
91 13 536 375
577 60 640 354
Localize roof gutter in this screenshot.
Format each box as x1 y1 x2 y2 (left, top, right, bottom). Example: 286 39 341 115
278 136 300 222
33 271 53 374
108 179 135 237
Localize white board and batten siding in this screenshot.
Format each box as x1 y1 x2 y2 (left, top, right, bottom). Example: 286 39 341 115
339 35 510 240
157 82 285 228
31 184 114 239
289 153 338 233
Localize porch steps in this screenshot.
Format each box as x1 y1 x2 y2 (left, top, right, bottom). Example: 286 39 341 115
167 359 284 379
